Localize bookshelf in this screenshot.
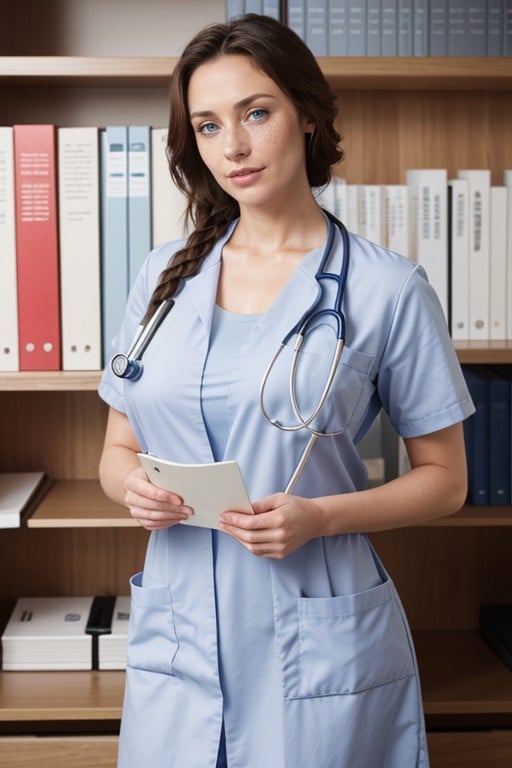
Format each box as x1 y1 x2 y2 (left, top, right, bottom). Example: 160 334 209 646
1 5 512 766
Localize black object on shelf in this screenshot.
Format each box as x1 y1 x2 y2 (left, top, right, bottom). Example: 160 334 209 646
480 605 512 672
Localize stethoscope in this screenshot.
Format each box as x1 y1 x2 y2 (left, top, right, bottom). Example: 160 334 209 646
111 210 350 493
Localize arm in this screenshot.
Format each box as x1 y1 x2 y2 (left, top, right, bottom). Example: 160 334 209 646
218 422 468 558
99 406 193 530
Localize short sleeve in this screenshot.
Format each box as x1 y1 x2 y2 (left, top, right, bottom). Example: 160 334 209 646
377 265 475 438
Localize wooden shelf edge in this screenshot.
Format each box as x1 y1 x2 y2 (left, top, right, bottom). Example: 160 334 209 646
455 341 512 365
26 479 138 528
0 371 102 392
1 56 511 90
419 505 512 527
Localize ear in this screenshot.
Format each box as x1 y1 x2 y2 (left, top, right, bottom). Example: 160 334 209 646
302 115 316 134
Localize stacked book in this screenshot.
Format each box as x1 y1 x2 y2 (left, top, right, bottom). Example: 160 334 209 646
2 595 130 671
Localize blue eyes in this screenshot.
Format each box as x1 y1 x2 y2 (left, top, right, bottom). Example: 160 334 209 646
197 108 269 136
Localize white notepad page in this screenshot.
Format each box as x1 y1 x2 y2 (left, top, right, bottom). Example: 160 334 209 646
137 453 253 529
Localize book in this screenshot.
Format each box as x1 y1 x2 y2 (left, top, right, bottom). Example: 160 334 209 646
328 0 348 55
0 472 51 528
504 170 512 340
367 0 382 56
138 453 253 529
151 127 189 247
413 0 428 56
488 368 511 505
13 124 61 371
357 184 384 246
226 0 245 19
430 0 448 55
382 184 409 257
58 126 102 370
98 595 130 670
128 125 152 288
381 0 398 56
2 596 93 670
0 126 18 371
398 0 414 56
406 169 449 321
487 0 505 56
347 0 367 55
462 365 490 506
448 178 470 340
458 170 491 341
306 0 328 55
100 126 129 367
262 0 281 19
489 186 507 341
287 0 306 40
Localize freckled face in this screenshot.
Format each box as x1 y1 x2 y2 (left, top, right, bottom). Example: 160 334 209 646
188 54 314 211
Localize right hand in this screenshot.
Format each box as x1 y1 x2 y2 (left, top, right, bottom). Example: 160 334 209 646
124 466 194 531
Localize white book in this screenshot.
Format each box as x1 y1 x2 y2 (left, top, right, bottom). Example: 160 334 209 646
98 595 130 670
382 184 409 257
332 176 347 223
505 170 512 340
489 186 508 341
0 472 48 528
2 596 93 670
406 169 449 321
457 169 491 340
0 127 19 371
345 185 360 234
151 127 189 247
313 179 336 215
448 178 470 340
58 127 102 370
357 185 384 246
138 453 253 529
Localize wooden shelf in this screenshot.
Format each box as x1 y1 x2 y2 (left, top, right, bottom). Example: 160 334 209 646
27 480 137 528
416 630 512 718
0 371 101 392
0 670 124 722
1 56 512 90
0 630 508 725
420 505 512 527
454 341 512 365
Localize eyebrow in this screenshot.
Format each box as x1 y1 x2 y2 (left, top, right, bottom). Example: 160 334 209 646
189 92 276 120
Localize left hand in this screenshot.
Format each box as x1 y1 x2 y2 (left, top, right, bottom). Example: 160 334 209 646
218 493 324 559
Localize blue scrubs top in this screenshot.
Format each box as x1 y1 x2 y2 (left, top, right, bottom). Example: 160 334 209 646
99 220 474 768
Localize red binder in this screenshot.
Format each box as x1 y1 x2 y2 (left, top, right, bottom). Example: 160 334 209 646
13 125 61 370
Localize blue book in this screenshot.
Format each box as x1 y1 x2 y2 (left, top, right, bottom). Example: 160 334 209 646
489 368 511 505
367 0 382 56
487 0 504 56
413 0 428 56
245 0 263 12
288 0 306 40
382 0 398 56
226 0 244 19
468 0 487 56
398 0 414 55
263 0 280 19
127 126 152 289
306 0 328 55
505 0 512 55
100 126 129 366
462 366 490 506
347 0 367 55
430 0 448 55
328 0 348 55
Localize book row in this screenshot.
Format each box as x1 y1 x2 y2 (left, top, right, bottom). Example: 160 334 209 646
1 125 511 374
463 365 512 506
226 0 512 57
316 171 512 343
1 595 129 671
0 124 188 372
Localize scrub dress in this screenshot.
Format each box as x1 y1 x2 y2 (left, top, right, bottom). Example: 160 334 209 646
99 219 475 768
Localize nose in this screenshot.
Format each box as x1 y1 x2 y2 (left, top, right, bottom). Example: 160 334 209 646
223 124 250 161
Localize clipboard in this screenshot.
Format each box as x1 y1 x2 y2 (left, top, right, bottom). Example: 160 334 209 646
137 453 253 529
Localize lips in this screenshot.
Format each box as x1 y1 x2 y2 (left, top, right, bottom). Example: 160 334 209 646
228 167 263 178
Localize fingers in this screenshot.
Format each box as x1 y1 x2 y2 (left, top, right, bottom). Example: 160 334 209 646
124 468 193 530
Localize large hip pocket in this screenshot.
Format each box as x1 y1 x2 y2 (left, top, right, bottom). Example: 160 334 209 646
287 576 415 699
126 571 179 675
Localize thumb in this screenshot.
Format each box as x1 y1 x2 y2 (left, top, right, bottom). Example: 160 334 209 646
251 493 285 515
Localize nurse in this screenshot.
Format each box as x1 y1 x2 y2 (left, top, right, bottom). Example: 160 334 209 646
98 13 474 768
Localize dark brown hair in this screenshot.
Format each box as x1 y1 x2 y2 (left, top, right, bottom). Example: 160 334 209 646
144 13 343 322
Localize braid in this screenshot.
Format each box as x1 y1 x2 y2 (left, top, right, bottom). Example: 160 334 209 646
142 199 238 324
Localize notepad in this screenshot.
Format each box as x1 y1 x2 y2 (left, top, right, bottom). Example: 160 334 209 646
137 453 253 530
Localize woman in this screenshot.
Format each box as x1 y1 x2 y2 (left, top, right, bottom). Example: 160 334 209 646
99 13 474 768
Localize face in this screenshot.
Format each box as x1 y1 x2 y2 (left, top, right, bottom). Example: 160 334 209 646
187 54 314 211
